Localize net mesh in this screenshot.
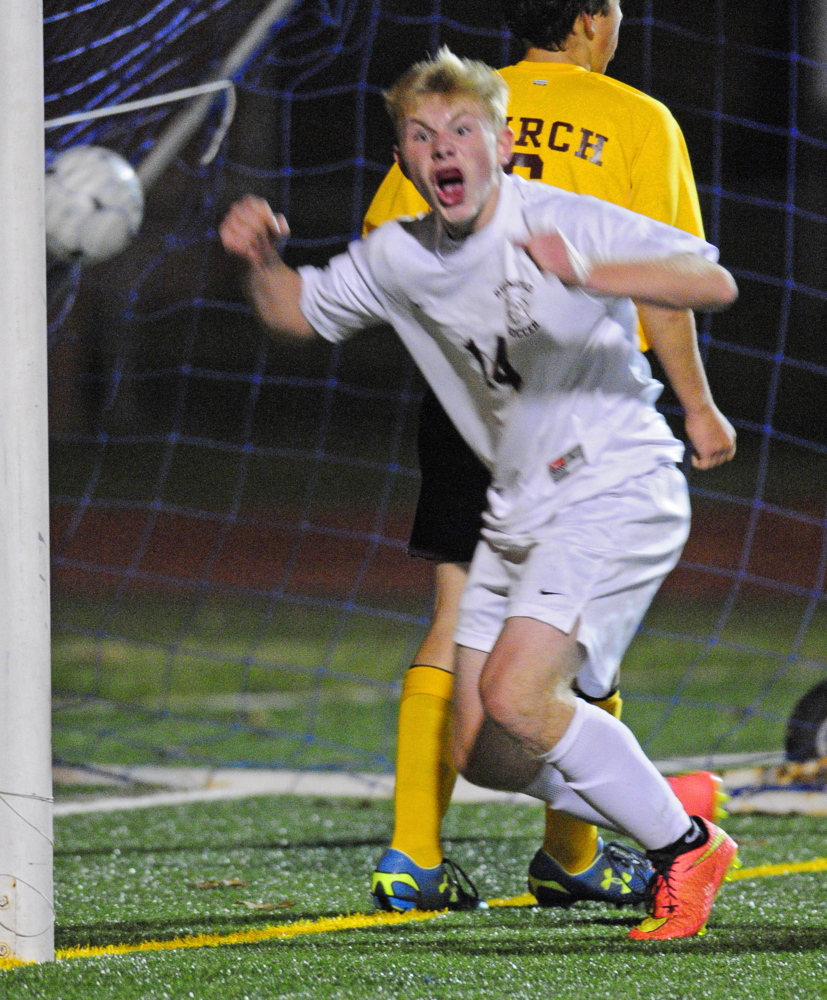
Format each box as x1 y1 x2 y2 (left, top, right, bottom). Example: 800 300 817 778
45 0 827 773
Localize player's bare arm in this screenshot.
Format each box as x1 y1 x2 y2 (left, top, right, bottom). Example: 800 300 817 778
523 231 738 312
636 303 736 470
219 194 316 340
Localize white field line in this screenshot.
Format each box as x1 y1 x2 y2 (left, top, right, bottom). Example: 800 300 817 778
51 750 822 817
52 770 536 815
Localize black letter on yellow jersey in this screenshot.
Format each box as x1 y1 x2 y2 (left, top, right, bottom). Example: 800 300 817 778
575 129 608 165
548 121 573 152
514 117 544 148
507 153 543 179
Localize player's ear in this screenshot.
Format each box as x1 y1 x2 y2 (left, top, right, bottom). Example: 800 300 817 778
496 125 514 168
580 12 597 40
393 146 411 180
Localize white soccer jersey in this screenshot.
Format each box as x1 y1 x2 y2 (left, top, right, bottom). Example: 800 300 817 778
299 173 717 547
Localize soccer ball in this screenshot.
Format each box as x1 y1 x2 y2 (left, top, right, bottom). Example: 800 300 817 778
45 145 144 265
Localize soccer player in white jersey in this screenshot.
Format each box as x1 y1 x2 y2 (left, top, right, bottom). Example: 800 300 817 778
364 0 734 917
220 48 739 940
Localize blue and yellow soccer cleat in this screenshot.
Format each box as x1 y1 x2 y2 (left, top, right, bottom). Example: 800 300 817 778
371 848 484 912
528 838 653 908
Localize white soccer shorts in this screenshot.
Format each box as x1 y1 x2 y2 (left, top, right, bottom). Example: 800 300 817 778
454 463 691 698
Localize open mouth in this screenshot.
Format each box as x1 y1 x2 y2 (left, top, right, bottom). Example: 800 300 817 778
434 167 465 207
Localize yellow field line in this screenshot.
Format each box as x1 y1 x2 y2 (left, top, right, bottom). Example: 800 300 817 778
56 908 446 962
488 892 537 907
0 910 448 970
0 856 824 970
729 856 827 880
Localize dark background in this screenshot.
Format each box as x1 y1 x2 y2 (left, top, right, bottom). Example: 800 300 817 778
45 0 826 456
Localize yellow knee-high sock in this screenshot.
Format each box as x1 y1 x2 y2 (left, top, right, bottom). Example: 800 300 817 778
389 664 456 869
541 690 624 873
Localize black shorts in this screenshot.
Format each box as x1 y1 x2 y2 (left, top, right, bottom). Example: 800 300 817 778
408 387 492 563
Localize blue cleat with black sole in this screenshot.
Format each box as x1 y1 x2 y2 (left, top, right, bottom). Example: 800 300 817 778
528 838 653 908
371 848 485 912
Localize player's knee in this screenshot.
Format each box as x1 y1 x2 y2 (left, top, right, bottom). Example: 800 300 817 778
477 668 515 730
479 667 546 732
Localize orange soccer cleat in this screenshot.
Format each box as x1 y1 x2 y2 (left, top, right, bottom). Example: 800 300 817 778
667 771 728 825
628 817 738 941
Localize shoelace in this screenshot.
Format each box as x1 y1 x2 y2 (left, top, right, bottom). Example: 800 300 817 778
643 850 680 916
442 857 481 907
604 842 651 880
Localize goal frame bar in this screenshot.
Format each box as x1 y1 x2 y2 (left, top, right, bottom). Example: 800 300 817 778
0 0 54 965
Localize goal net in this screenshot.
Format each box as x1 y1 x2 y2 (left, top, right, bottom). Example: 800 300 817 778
46 0 827 777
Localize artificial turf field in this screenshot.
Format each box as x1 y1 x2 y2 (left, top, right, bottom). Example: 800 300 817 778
2 795 826 999
37 433 827 998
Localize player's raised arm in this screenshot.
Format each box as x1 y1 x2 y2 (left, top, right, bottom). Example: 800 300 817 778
523 231 738 312
219 194 316 340
636 303 736 470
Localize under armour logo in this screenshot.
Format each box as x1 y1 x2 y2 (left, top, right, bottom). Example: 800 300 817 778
600 868 633 894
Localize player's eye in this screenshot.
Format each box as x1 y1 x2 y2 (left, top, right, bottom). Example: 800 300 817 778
455 124 471 136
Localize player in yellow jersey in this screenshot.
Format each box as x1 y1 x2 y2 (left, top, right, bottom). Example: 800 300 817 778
367 0 735 914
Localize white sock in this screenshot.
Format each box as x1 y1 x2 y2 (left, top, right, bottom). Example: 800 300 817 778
537 699 691 851
522 764 621 832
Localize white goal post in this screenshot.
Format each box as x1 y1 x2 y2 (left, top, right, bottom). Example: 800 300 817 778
0 0 54 965
0 0 303 966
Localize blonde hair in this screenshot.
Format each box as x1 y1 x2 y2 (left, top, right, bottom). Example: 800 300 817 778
384 47 508 137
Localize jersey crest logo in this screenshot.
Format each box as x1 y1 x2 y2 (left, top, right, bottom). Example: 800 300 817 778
495 280 540 339
549 445 585 483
